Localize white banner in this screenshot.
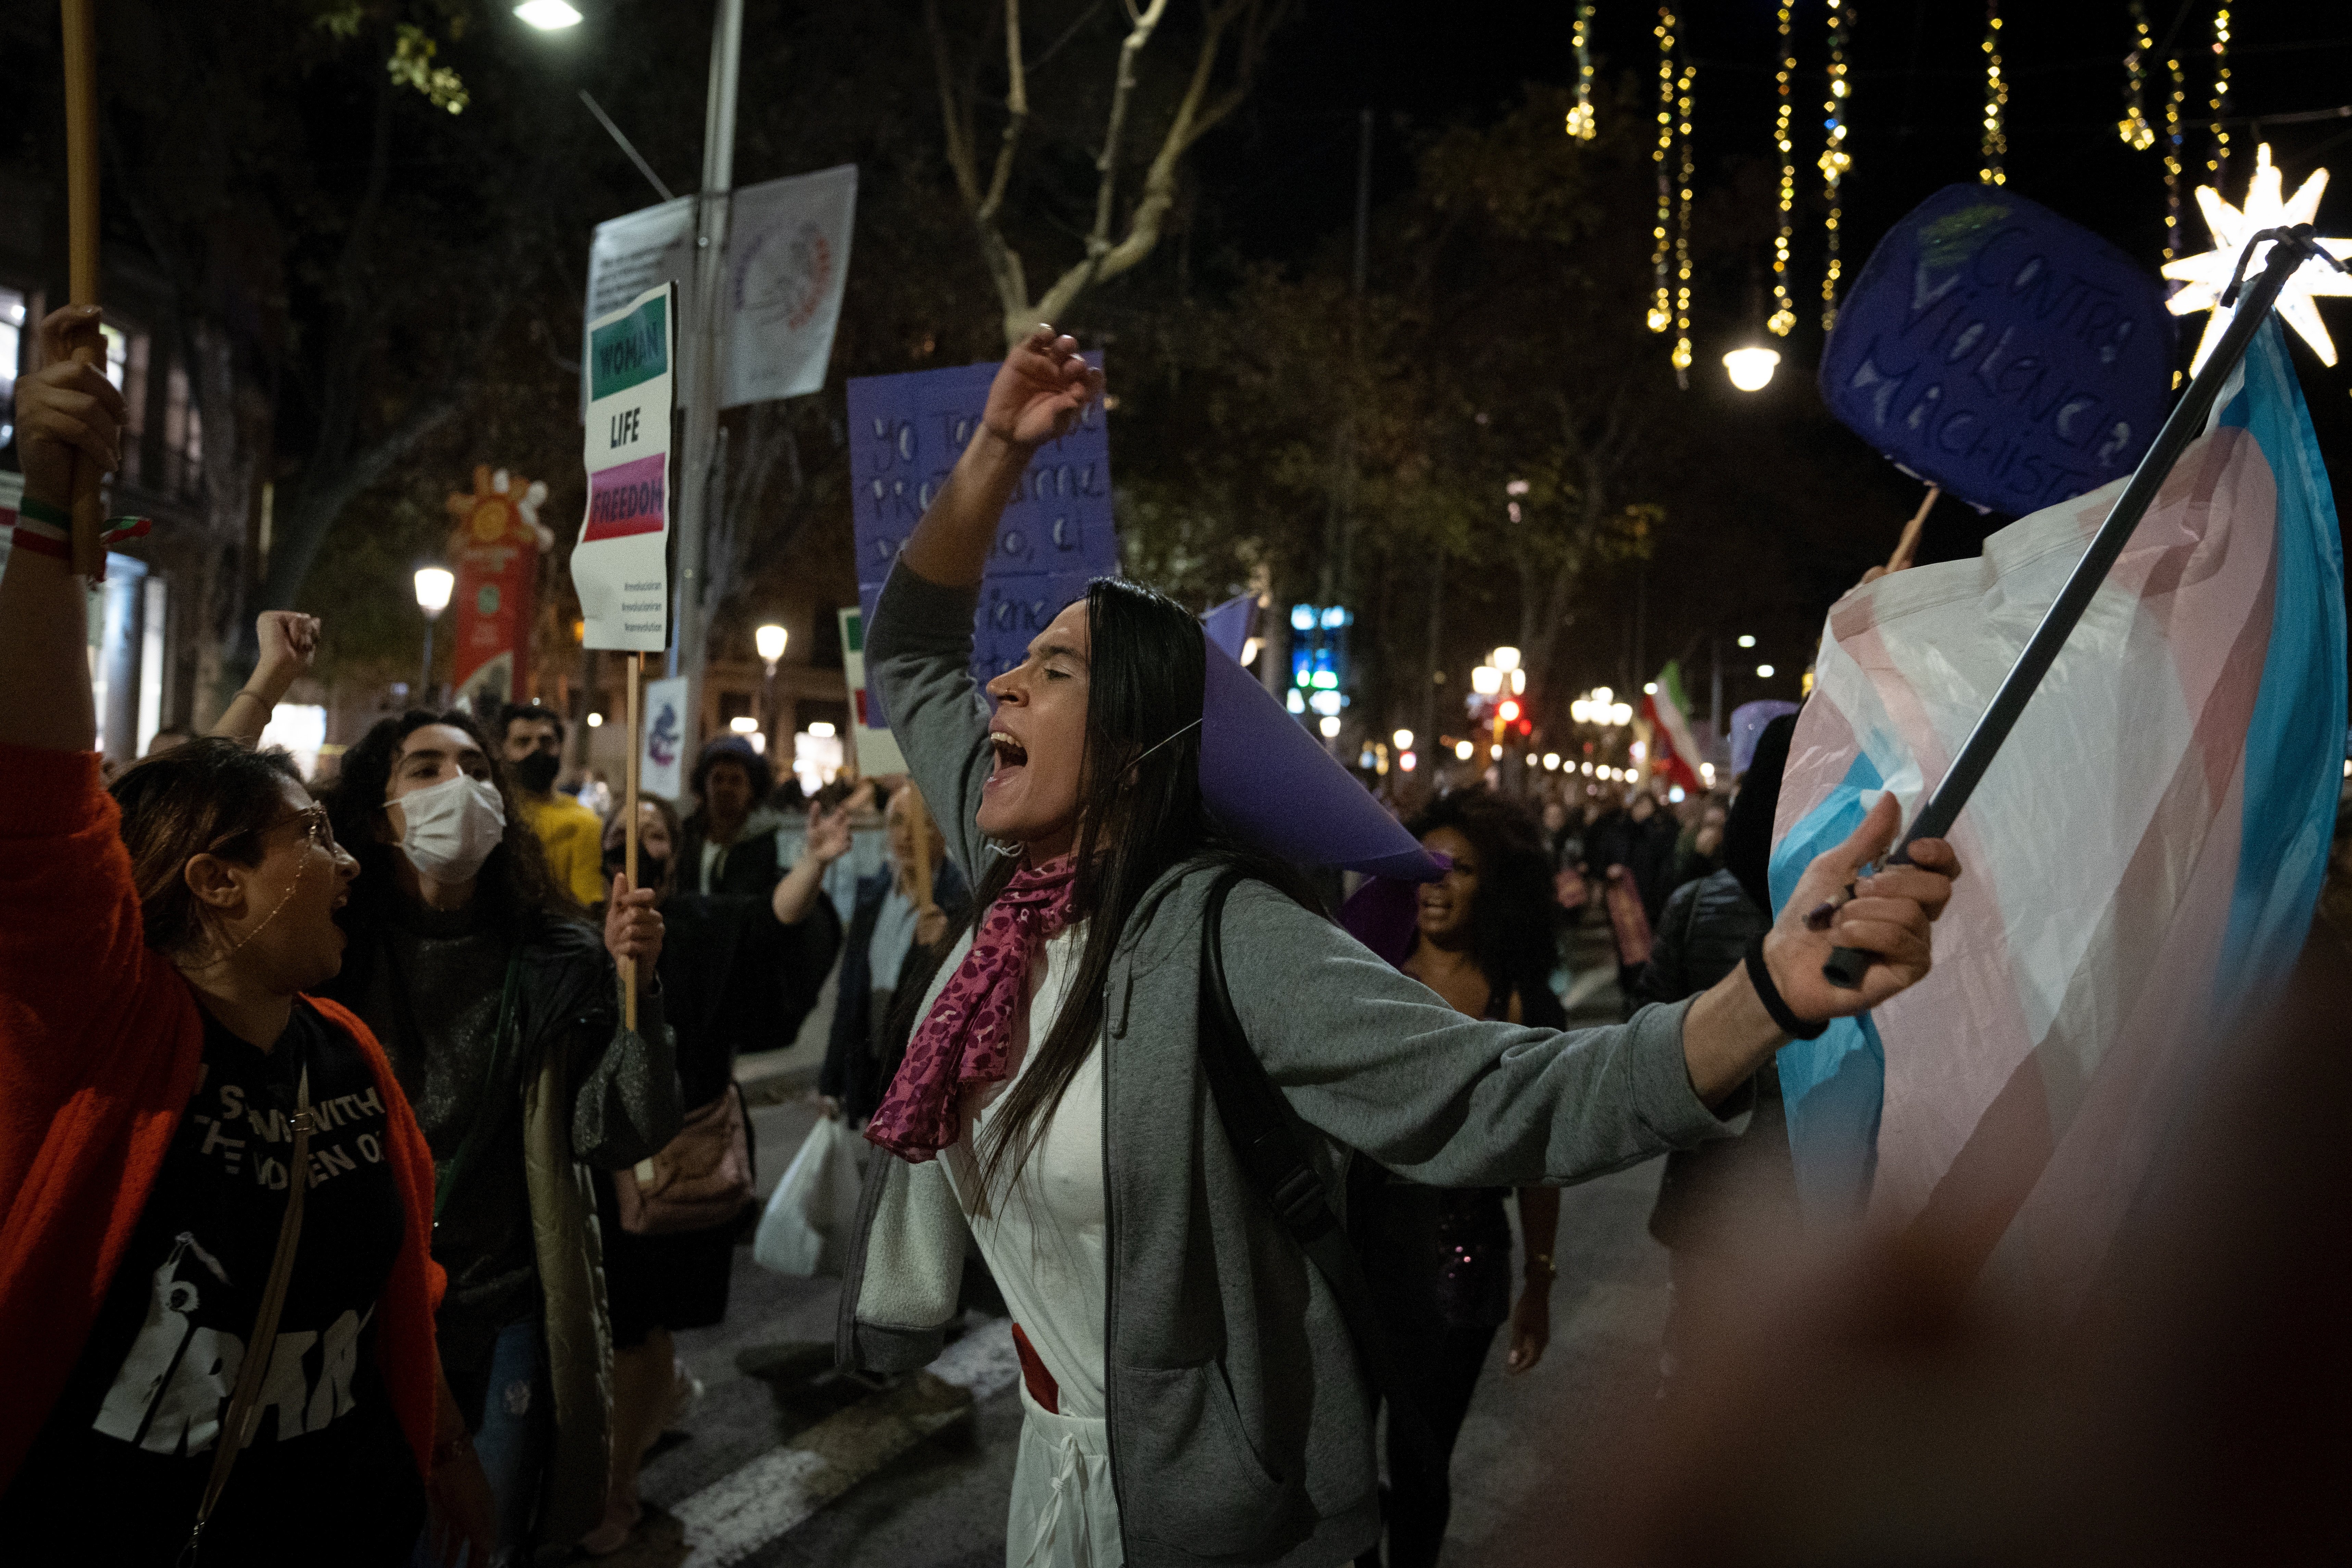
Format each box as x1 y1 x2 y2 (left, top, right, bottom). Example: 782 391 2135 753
721 164 858 408
574 284 674 653
582 165 857 414
640 674 689 801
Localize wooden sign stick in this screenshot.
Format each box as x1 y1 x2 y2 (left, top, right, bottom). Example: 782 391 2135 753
60 0 106 578
908 788 936 916
622 651 642 1029
1886 483 1941 575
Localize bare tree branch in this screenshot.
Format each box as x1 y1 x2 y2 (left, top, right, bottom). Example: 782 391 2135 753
978 0 1028 224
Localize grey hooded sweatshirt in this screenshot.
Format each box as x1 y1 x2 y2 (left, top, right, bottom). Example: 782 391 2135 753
839 562 1745 1568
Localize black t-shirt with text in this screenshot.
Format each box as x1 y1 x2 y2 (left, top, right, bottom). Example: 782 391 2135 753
0 1001 424 1564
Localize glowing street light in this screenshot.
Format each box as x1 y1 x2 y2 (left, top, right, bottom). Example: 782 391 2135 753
1737 634 1756 648
1541 752 1560 770
1757 663 1777 678
1471 665 1504 697
1454 739 1475 761
413 567 454 704
513 1 585 28
1723 345 1781 391
755 622 788 748
1392 728 1415 751
1490 645 1521 674
1319 715 1343 738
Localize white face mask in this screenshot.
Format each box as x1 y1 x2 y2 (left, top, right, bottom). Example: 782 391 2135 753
390 773 506 885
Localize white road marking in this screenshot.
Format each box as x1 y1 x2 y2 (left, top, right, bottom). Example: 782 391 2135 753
675 1317 1017 1567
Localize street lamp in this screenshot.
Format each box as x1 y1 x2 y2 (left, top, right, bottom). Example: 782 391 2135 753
1490 645 1521 674
413 567 453 705
1723 346 1781 391
1471 665 1503 697
1392 728 1414 751
513 1 584 26
756 622 787 750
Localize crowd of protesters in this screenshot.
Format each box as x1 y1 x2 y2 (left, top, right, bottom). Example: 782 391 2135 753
0 309 1967 1568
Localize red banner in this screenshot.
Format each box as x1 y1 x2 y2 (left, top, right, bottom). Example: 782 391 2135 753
444 465 550 711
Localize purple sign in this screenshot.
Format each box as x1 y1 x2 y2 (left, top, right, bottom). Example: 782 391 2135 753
848 355 1115 723
1820 185 2173 516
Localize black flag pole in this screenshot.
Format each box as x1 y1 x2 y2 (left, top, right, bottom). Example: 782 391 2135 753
1823 227 2346 990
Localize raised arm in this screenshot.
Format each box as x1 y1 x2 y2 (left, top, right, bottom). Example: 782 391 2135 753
866 327 1104 882
773 802 854 925
212 612 320 747
2 305 123 753
897 327 1103 588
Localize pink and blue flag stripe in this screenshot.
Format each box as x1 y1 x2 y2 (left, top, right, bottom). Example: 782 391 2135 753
1769 319 2344 1308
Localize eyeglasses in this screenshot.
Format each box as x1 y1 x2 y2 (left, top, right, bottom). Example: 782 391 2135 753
207 804 335 858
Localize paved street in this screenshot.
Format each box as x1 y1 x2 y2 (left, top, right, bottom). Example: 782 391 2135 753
598 913 1665 1568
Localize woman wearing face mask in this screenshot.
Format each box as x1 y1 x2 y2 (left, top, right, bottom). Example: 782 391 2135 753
0 305 494 1564
575 796 839 1555
840 327 1964 1568
1350 790 1566 1568
320 709 681 1563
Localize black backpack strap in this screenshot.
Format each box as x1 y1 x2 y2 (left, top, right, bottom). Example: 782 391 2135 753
1197 867 1431 1453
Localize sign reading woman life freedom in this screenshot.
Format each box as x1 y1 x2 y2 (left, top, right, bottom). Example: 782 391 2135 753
1820 185 2174 516
574 283 674 653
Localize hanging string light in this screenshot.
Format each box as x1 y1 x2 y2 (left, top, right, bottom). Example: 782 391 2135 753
2119 3 2156 150
2208 7 2232 186
1650 7 1679 335
2163 52 2186 259
1673 61 1696 381
1768 2 1797 337
1566 3 1598 141
1980 2 2008 186
1820 0 1851 330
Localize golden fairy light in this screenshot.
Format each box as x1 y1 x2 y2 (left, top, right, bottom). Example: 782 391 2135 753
2162 143 2352 373
1650 6 1679 335
1566 3 1597 141
2164 52 2187 258
2118 2 2156 151
2207 8 2232 185
1820 0 1851 330
1674 61 1696 379
1768 2 1797 336
1980 2 2008 186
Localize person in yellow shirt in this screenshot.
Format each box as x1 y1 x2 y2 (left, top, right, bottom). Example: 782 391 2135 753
499 703 608 910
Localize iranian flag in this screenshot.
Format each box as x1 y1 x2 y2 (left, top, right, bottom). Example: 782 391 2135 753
1641 660 1705 792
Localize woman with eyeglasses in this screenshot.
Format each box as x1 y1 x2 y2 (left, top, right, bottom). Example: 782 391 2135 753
0 305 493 1564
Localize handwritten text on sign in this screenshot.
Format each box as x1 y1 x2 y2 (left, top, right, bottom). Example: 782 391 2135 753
847 356 1115 722
574 284 675 652
1819 186 2172 516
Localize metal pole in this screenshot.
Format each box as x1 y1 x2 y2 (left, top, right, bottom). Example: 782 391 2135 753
418 616 437 707
671 0 743 764
1823 230 2339 988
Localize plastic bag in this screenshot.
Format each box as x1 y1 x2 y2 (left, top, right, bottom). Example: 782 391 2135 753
753 1115 864 1277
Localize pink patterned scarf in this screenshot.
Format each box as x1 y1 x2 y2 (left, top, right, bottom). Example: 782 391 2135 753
863 854 1079 1162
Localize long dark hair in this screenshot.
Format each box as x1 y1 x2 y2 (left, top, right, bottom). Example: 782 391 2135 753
322 708 581 942
972 578 1319 1193
1406 789 1557 1007
109 738 303 955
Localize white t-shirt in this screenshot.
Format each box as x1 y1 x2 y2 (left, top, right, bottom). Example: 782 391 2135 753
941 923 1109 1418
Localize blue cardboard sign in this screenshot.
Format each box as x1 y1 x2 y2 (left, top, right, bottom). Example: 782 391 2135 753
847 356 1115 724
1821 185 2174 516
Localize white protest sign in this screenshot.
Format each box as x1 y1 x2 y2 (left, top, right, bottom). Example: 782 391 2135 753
574 283 674 653
722 164 858 408
640 674 689 800
582 197 694 416
837 606 906 777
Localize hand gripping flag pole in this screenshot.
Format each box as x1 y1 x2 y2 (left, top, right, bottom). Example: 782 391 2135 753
1824 227 2348 989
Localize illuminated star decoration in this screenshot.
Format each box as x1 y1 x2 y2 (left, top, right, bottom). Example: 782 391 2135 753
2162 143 2351 373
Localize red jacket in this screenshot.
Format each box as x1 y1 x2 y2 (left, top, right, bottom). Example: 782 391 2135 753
0 743 446 1486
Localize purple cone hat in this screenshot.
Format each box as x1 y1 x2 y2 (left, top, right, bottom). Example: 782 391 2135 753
1194 594 1443 891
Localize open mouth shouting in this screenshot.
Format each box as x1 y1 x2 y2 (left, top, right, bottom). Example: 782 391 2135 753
985 729 1029 789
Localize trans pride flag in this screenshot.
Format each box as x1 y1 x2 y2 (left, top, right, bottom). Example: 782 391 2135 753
1769 320 2345 1311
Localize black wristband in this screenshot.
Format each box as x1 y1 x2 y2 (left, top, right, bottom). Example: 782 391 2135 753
1744 933 1828 1040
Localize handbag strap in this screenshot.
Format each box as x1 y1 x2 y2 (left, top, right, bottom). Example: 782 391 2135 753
433 956 525 1225
1196 868 1434 1454
179 1059 315 1566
